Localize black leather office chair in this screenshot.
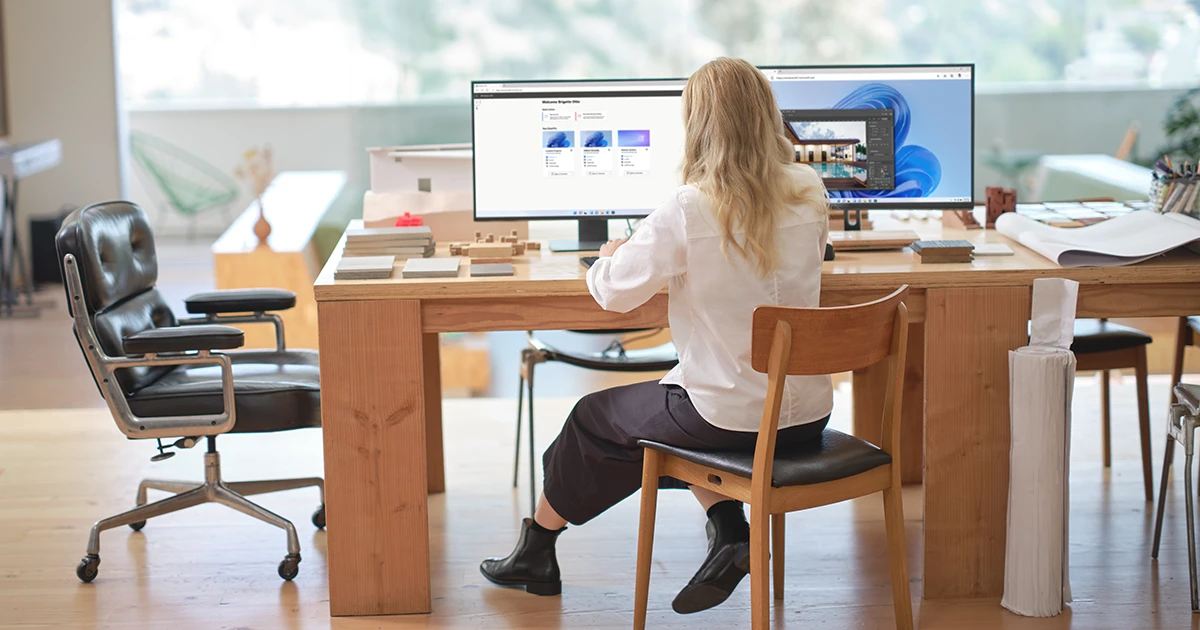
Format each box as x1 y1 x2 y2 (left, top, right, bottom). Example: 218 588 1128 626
57 201 323 583
1071 319 1154 501
514 331 677 513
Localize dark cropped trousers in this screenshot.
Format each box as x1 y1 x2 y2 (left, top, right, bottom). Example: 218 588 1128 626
541 380 829 525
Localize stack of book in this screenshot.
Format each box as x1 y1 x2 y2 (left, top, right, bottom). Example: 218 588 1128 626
334 255 395 280
343 226 434 259
910 239 974 264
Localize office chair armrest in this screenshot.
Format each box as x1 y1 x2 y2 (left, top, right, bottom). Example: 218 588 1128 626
123 325 245 355
179 290 294 351
184 288 296 315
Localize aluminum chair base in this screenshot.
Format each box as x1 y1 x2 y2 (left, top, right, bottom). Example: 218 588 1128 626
1151 401 1199 612
76 442 325 584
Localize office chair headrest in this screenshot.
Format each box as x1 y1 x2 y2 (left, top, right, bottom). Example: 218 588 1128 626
56 201 159 314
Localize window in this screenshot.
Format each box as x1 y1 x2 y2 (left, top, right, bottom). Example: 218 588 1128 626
117 0 1200 109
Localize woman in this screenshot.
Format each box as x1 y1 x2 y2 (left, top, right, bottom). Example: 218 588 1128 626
480 57 833 615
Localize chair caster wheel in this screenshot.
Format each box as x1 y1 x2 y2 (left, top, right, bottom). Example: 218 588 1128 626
311 505 325 529
278 554 301 581
129 520 146 532
77 554 100 583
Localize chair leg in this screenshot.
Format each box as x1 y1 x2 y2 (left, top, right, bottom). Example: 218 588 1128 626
1101 369 1112 468
1136 349 1154 502
225 477 324 499
213 485 302 557
1153 437 1177 558
883 484 914 630
1184 437 1199 611
633 449 662 630
136 479 200 506
513 367 525 489
87 485 208 555
527 365 537 517
749 502 771 629
771 513 785 600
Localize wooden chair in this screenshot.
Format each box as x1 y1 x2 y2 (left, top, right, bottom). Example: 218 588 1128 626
1072 319 1154 501
632 287 913 630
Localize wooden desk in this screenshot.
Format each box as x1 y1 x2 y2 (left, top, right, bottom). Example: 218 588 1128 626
213 171 346 349
313 218 1200 616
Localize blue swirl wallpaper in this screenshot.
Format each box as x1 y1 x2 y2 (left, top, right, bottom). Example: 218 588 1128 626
771 79 972 202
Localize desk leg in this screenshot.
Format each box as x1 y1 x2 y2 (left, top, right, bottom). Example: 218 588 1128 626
424 332 446 494
318 299 432 616
853 323 925 485
922 287 1029 599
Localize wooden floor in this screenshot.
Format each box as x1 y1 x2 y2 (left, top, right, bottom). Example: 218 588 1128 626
1 376 1199 629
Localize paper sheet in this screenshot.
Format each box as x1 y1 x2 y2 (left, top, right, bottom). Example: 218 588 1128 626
995 210 1200 267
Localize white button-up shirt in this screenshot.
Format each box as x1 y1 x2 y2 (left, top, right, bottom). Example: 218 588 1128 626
586 165 834 432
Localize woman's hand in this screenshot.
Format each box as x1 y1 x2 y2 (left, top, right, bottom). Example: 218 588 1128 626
599 239 628 257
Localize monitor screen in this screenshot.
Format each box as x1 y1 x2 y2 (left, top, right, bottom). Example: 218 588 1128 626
471 65 974 221
472 78 688 221
763 64 974 208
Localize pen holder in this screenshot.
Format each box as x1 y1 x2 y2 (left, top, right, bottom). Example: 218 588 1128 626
1150 174 1200 219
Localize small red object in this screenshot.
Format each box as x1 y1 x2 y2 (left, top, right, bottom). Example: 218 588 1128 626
394 212 423 227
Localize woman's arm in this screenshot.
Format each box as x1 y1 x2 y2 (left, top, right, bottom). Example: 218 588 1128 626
586 193 687 313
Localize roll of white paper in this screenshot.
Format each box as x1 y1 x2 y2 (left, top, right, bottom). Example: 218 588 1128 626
1002 345 1076 617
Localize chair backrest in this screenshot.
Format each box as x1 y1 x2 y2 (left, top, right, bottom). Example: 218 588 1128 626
749 287 910 500
56 201 177 393
751 286 909 375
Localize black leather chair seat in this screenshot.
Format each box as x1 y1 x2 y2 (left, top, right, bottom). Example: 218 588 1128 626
639 429 892 488
1071 319 1152 355
534 339 678 372
127 350 320 433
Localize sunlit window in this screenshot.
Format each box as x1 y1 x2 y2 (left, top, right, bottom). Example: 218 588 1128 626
117 0 1200 109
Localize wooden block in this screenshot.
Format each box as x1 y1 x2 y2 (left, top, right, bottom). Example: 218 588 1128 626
923 286 1029 599
524 241 541 251
501 236 519 243
469 256 513 264
468 243 513 258
448 244 466 256
485 234 495 243
512 243 526 256
942 209 981 230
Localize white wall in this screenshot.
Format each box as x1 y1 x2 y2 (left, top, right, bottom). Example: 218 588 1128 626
3 0 123 220
125 86 1187 237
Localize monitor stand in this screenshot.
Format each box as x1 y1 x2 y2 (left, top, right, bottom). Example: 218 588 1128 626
549 218 609 252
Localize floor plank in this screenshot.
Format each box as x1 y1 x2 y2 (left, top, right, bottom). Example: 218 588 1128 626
2 376 1199 628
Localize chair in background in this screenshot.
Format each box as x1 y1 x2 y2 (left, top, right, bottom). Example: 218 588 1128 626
514 330 678 514
1071 319 1155 501
57 201 323 583
1152 383 1200 612
1170 316 1200 394
128 130 240 240
633 287 913 630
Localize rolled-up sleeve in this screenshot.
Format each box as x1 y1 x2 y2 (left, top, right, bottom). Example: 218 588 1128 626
586 192 687 313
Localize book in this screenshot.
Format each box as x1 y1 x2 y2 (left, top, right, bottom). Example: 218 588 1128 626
334 255 395 280
344 226 433 242
910 239 974 264
469 262 514 277
401 258 460 279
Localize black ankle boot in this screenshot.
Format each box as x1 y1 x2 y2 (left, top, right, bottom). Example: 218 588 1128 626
672 500 751 614
480 518 564 596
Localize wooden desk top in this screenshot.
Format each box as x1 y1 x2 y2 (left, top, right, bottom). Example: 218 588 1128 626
314 216 1200 302
214 171 347 255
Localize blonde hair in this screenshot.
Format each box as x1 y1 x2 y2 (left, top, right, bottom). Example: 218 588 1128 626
681 57 828 276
